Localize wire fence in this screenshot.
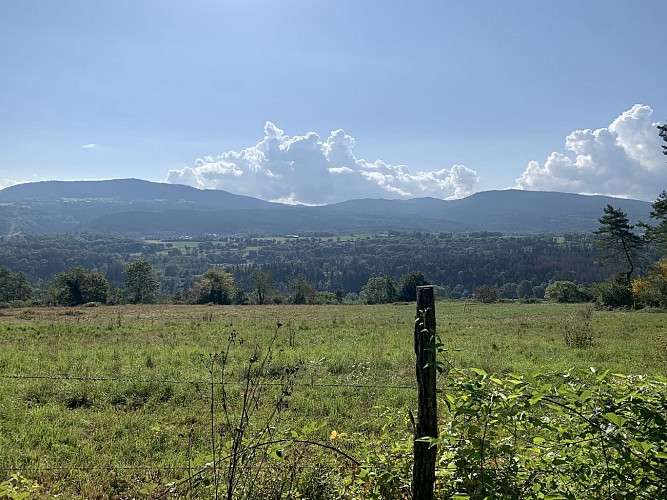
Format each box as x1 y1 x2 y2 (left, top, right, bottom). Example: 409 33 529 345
2 371 664 500
0 371 418 475
0 373 417 390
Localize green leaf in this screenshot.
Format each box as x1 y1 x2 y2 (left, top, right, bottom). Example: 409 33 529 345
139 483 158 495
268 445 284 460
596 369 610 382
470 367 488 377
603 412 626 427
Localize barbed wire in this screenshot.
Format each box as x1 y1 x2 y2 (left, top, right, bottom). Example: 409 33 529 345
0 373 416 390
0 463 546 473
1 465 191 472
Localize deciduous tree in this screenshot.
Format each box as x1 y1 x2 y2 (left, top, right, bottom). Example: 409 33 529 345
592 273 634 308
545 280 591 303
475 284 499 303
124 260 159 304
517 279 533 298
630 259 667 308
191 269 236 304
0 267 33 303
360 276 397 304
51 267 109 306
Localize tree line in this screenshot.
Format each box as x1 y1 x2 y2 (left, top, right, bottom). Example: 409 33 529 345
0 231 618 307
0 221 664 307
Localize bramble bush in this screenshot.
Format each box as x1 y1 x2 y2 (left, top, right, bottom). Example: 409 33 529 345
348 369 666 499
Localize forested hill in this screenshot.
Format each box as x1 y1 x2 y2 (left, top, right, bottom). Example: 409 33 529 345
0 179 653 236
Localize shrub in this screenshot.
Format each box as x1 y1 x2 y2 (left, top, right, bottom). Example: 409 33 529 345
474 284 499 303
632 259 667 308
561 305 594 348
593 273 634 308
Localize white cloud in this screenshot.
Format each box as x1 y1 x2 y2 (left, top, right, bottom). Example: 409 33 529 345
515 104 665 200
82 143 98 149
0 179 20 190
167 122 479 204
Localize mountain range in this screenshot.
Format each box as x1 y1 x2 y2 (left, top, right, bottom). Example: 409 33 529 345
0 179 654 237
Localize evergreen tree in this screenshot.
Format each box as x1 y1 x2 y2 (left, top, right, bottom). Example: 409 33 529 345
252 268 273 305
639 191 667 254
289 274 316 304
594 205 643 285
396 271 429 302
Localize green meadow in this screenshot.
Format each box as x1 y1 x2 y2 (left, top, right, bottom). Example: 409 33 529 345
1 302 665 498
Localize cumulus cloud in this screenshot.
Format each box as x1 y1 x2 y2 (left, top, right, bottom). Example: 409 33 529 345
167 123 479 204
515 104 665 200
82 143 98 149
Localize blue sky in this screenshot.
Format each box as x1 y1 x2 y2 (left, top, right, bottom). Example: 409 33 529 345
1 1 666 203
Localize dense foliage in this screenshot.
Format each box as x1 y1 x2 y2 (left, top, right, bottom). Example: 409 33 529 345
0 231 630 304
49 266 109 306
420 369 666 498
0 267 32 304
545 280 593 303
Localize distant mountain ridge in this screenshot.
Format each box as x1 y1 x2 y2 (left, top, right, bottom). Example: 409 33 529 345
0 179 272 209
0 179 654 236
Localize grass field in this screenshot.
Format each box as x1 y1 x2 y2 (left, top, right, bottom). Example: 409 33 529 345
1 302 665 498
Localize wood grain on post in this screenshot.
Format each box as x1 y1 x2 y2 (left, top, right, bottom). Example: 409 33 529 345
413 285 437 500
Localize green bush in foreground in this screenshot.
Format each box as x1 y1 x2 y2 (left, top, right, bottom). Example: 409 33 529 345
345 369 666 499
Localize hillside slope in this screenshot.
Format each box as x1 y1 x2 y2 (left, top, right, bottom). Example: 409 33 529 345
0 180 653 236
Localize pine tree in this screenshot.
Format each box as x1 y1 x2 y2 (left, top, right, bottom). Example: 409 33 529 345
658 123 667 157
594 204 643 285
639 191 667 254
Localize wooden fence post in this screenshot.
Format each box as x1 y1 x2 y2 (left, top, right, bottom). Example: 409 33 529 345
413 285 437 500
